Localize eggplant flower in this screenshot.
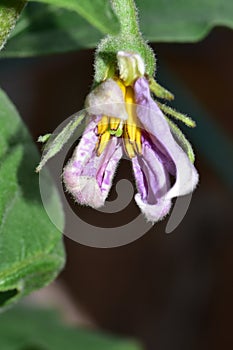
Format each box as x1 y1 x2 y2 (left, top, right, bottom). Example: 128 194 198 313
63 52 198 223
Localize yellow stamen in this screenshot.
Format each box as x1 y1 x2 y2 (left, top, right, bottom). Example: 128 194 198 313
115 78 126 98
95 79 142 159
125 86 137 143
135 128 142 154
125 85 134 104
110 117 120 131
96 131 110 156
97 116 109 135
124 130 135 158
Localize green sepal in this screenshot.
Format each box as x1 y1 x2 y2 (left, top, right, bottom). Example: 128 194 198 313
38 133 51 143
149 78 174 101
158 102 196 128
94 0 155 84
165 117 195 163
36 113 85 172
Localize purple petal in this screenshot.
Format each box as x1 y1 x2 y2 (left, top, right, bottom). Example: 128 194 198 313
132 142 172 223
63 118 123 208
134 77 199 200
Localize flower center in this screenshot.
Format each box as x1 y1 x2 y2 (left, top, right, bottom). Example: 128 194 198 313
96 79 142 158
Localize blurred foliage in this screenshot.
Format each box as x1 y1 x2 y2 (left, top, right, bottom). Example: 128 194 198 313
28 0 120 34
0 87 65 309
0 305 142 350
1 0 233 57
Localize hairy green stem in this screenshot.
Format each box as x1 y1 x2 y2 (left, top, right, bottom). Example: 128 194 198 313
111 0 140 36
94 0 156 83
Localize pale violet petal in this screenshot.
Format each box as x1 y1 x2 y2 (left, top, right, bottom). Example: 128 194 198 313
85 79 128 120
134 194 172 223
63 119 123 208
132 143 172 223
134 77 199 200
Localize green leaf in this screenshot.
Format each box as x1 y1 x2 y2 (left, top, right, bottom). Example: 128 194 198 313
0 0 27 51
2 0 233 58
138 0 233 42
30 0 119 34
0 87 65 309
0 305 142 350
1 3 103 57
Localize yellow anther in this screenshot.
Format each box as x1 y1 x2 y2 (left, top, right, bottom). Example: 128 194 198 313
110 117 120 131
124 139 136 159
123 129 136 158
125 86 137 143
115 78 126 98
95 80 142 159
96 131 111 156
97 116 109 135
135 128 142 154
125 86 134 104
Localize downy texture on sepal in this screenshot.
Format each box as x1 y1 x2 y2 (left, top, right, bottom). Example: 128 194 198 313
37 0 199 223
94 0 156 84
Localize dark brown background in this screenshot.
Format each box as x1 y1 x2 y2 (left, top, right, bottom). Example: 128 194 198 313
0 27 233 350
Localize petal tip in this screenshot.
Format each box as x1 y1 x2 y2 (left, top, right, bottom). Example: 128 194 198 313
63 168 105 209
135 194 172 224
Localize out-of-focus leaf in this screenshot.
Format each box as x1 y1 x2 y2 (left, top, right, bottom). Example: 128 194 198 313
0 306 142 350
0 0 27 51
30 0 119 34
0 87 65 309
2 0 233 58
138 0 233 42
1 3 102 57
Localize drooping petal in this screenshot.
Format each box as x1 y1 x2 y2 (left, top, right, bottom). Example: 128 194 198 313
85 79 128 120
63 117 123 208
132 141 172 223
134 77 199 200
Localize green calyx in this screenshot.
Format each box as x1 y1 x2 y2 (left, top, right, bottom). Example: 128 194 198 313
94 0 156 85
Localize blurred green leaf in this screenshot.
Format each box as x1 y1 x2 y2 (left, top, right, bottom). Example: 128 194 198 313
0 87 65 309
0 0 27 51
30 0 119 34
138 0 233 42
0 305 142 350
2 0 233 58
1 3 102 57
